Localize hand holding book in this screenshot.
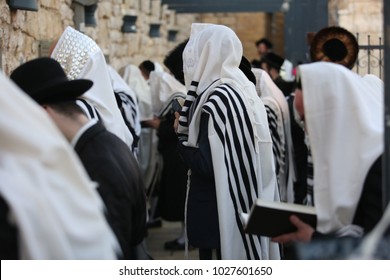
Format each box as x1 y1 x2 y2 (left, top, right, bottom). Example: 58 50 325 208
271 215 315 244
243 199 317 239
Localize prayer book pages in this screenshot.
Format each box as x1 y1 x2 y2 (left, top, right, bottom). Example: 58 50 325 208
243 199 317 237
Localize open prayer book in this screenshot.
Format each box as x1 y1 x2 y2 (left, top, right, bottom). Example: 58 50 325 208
241 199 317 238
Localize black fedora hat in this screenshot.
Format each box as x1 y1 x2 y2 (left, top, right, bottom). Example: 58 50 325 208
310 26 359 69
10 57 93 104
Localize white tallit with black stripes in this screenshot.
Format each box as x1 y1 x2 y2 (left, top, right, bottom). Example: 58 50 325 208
107 65 141 150
177 23 280 260
252 68 295 203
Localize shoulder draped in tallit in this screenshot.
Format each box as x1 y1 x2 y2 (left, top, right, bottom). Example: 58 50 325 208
299 62 383 234
0 71 118 259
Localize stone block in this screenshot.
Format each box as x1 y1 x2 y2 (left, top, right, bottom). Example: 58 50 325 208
151 0 161 18
141 0 151 14
99 1 112 19
40 0 59 9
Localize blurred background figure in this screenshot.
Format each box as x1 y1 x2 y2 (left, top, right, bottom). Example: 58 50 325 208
154 39 190 251
252 68 295 203
261 52 295 97
144 55 188 250
252 37 273 68
107 65 141 153
121 64 162 227
139 60 156 82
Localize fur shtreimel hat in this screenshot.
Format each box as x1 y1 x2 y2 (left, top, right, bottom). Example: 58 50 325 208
310 26 359 69
10 57 93 104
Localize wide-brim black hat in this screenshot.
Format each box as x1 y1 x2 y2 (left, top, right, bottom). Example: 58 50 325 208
260 52 285 71
10 57 93 104
310 26 359 69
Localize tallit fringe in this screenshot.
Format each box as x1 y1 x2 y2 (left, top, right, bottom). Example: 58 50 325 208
184 169 191 259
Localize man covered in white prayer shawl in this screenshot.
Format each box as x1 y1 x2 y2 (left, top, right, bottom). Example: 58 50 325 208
176 23 280 260
120 64 157 192
272 62 384 245
121 64 154 122
144 69 187 229
51 26 134 151
149 70 187 117
107 65 141 152
252 68 295 203
0 71 118 259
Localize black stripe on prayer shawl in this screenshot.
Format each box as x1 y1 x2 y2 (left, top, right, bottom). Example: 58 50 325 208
204 107 258 259
117 91 138 122
76 98 100 120
265 105 282 174
177 86 198 139
203 84 262 259
115 91 139 149
179 80 205 128
204 105 254 259
206 94 254 211
216 85 258 199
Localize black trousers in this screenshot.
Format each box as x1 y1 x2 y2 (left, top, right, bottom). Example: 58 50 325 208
199 248 221 260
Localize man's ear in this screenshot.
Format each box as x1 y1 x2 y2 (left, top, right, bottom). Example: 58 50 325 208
41 104 50 111
42 104 54 116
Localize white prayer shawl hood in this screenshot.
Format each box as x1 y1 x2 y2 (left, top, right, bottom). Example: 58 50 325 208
149 70 186 116
51 26 133 149
107 65 141 138
299 62 383 234
179 23 280 259
121 64 154 121
252 68 295 203
0 72 118 259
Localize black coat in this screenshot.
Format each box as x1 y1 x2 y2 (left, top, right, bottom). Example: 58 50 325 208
286 95 308 204
274 76 295 97
0 195 18 259
156 110 188 222
177 113 220 249
75 121 147 259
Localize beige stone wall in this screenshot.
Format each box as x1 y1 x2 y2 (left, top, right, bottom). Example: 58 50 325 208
197 12 275 63
269 12 285 57
0 0 197 75
0 3 274 76
328 0 383 44
1 1 382 77
0 0 74 75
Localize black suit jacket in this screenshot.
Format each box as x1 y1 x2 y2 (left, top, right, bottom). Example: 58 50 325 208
75 121 147 259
